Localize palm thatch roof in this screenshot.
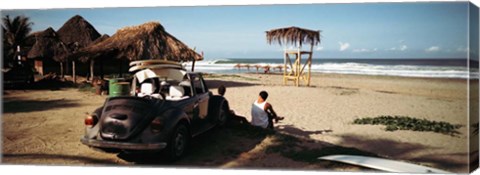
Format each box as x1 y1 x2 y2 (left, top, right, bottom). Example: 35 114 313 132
266 26 321 47
80 22 202 62
57 15 101 50
77 34 109 62
27 27 69 62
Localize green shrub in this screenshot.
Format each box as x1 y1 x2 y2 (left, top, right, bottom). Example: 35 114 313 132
78 83 96 93
353 115 461 135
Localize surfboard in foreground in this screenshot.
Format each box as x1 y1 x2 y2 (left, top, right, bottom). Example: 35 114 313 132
318 155 451 173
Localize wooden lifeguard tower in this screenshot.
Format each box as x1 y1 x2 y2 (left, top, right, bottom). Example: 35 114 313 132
266 26 321 86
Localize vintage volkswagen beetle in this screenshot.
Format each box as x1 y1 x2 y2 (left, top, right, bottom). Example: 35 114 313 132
81 60 229 160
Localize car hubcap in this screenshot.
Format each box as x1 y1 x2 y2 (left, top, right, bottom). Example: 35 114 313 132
174 128 185 156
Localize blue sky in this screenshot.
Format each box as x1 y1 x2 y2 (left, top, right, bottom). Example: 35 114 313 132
1 2 472 59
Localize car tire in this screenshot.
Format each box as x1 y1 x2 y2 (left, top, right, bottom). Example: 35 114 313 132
166 123 189 161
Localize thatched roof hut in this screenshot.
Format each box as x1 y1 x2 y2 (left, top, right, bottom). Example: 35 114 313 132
266 26 321 47
94 34 110 43
80 22 202 62
57 15 101 50
27 27 69 62
77 34 109 62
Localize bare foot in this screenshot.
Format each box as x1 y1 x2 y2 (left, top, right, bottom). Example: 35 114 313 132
275 117 284 123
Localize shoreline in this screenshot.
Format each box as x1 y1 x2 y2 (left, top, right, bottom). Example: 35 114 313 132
206 71 471 82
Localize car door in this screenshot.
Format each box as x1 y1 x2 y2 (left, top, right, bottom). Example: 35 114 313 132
192 74 209 119
188 74 211 136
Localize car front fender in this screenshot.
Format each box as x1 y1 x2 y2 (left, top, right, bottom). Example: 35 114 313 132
160 108 191 136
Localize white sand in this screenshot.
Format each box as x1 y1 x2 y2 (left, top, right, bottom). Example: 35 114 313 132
212 73 472 172
2 73 475 173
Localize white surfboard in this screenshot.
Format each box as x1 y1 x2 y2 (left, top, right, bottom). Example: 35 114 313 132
318 155 450 173
129 64 185 72
129 60 182 67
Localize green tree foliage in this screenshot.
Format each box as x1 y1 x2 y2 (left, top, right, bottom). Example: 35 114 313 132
2 15 33 68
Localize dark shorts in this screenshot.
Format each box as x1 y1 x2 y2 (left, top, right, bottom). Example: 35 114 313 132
267 114 274 129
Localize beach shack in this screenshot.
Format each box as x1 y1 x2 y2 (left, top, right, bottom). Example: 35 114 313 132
266 26 321 86
27 27 69 75
78 22 203 78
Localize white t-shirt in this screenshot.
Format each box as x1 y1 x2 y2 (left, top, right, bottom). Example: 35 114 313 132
251 100 269 128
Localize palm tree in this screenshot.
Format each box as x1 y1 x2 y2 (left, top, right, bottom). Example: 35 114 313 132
2 15 33 68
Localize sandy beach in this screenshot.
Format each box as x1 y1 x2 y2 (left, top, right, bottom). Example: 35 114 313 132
215 73 472 171
2 73 475 173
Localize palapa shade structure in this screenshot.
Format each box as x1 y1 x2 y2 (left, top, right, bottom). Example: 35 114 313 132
266 26 321 47
81 22 203 62
266 26 321 87
27 27 69 75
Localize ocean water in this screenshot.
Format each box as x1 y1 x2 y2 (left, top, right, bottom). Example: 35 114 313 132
184 58 479 79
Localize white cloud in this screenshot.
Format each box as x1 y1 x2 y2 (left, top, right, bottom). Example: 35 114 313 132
386 45 407 51
425 46 440 52
338 42 350 51
398 40 405 43
316 46 324 51
352 48 376 53
387 47 396 51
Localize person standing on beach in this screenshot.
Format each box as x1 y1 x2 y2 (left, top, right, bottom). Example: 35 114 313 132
251 91 284 129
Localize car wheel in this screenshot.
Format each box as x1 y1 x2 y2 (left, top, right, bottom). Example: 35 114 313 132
167 123 189 160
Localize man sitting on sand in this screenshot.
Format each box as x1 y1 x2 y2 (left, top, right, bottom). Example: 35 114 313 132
251 91 284 129
217 85 249 125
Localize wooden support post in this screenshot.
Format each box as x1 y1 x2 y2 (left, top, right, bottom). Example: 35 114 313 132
281 45 317 87
72 60 76 83
307 44 313 86
283 51 287 85
296 48 301 87
60 62 64 78
90 59 95 80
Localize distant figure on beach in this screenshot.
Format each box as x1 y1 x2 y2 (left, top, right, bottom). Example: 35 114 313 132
251 91 284 129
